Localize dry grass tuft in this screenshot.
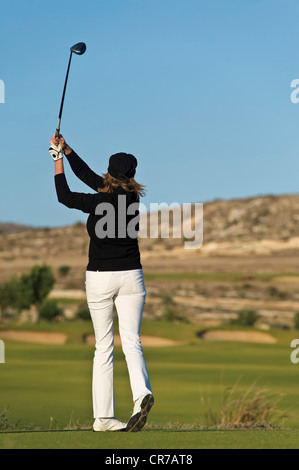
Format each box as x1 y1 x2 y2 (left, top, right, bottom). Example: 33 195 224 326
202 380 288 429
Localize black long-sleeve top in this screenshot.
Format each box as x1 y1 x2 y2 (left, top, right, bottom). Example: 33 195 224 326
55 150 142 272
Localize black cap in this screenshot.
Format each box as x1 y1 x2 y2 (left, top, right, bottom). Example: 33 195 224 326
108 152 138 182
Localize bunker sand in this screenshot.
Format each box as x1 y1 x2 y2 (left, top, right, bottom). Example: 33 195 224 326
199 330 277 344
0 330 180 347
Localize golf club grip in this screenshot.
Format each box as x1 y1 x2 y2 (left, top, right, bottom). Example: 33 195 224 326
56 117 61 138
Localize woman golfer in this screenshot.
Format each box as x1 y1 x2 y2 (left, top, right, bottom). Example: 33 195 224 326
49 134 154 432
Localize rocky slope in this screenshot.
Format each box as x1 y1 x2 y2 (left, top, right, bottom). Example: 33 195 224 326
1 194 299 327
1 193 299 260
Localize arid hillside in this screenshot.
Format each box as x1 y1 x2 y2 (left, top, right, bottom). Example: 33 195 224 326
1 193 299 327
1 193 299 262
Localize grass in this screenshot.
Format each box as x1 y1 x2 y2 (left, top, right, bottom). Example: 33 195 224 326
203 381 286 428
143 272 299 283
2 429 299 449
0 320 299 448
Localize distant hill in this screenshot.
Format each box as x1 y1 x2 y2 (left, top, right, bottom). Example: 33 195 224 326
0 223 35 235
1 194 299 259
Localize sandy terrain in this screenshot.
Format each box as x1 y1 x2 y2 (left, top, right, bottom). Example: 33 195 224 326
0 329 277 346
0 330 180 347
0 330 67 344
84 334 179 347
199 330 277 344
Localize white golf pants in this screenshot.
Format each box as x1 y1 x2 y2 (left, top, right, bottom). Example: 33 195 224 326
85 269 152 418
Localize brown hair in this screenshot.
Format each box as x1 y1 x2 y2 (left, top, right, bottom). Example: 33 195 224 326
98 172 146 198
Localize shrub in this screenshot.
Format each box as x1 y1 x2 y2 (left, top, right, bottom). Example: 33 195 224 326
161 306 189 323
235 309 259 327
76 303 90 321
59 265 71 277
162 306 176 322
21 264 55 307
0 265 55 319
0 279 19 312
160 294 188 323
38 299 63 322
268 286 288 300
294 312 299 330
161 294 176 306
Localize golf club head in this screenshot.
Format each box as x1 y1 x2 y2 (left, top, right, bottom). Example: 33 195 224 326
70 42 86 55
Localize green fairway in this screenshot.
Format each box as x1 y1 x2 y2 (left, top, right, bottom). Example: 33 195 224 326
1 429 299 449
0 321 299 448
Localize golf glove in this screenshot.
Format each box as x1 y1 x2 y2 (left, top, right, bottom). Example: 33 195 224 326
49 142 64 161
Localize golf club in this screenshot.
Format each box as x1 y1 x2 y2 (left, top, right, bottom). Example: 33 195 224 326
55 42 87 138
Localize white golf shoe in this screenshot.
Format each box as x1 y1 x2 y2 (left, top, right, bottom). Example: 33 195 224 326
126 394 154 432
93 418 127 432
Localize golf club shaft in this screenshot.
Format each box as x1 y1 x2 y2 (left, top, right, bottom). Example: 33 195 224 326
56 51 73 137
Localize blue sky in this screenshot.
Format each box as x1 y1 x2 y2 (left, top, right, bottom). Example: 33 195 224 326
1 0 299 227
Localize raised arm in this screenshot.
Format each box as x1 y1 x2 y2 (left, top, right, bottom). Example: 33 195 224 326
50 139 111 214
51 133 104 192
55 170 102 214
